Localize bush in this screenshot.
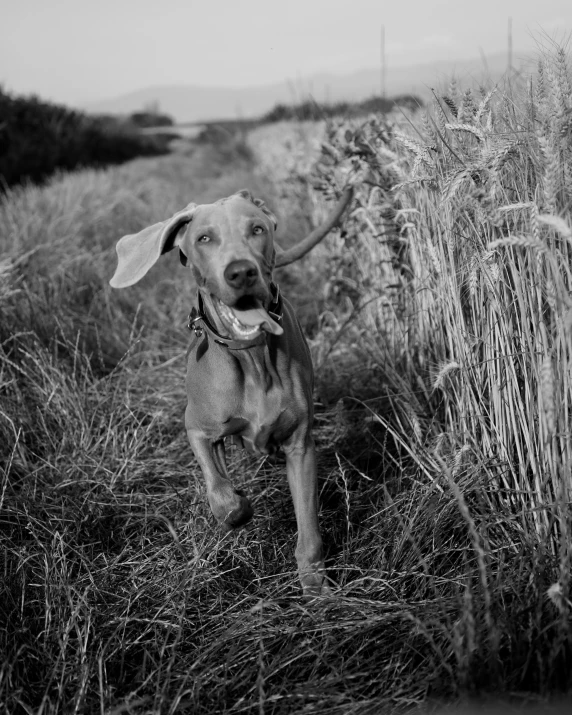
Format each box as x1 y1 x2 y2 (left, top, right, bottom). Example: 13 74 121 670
129 111 174 128
262 94 422 122
0 89 171 189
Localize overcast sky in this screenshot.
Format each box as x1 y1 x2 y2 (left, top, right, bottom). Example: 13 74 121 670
1 0 570 106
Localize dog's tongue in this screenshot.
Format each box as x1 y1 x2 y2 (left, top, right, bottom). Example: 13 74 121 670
233 307 283 335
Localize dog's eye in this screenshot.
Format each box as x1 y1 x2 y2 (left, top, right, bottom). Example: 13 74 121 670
197 235 211 243
252 226 264 235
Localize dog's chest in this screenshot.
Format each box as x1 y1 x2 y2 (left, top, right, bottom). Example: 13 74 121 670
236 377 302 453
186 342 310 453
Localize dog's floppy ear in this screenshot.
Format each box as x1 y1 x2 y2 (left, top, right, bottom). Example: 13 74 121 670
234 189 278 230
110 203 196 288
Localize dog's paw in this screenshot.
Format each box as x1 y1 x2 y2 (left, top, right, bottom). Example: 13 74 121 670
300 570 335 600
221 490 254 530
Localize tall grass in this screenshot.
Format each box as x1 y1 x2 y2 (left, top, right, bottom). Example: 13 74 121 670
303 45 572 694
313 47 572 534
1 51 571 713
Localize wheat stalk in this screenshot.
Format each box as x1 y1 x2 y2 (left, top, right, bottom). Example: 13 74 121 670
433 361 461 391
445 123 485 142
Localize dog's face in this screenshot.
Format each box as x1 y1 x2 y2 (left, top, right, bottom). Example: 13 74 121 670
179 194 275 301
110 191 283 339
178 193 281 339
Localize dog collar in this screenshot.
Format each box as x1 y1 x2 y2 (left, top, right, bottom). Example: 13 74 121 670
187 284 283 351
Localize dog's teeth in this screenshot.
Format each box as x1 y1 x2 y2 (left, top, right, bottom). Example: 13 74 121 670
217 301 261 338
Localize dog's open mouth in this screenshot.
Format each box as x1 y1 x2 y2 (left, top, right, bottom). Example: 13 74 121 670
214 295 283 339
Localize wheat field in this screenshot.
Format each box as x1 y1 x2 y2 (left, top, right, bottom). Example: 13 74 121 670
1 48 571 713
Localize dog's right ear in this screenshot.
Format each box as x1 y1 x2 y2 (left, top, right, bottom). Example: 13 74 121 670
109 204 196 288
234 189 278 230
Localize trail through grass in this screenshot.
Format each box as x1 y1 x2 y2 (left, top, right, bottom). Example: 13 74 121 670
1 51 572 713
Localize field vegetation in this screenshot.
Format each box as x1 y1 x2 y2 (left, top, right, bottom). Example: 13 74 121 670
1 48 572 713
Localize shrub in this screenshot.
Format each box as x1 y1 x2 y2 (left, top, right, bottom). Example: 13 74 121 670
262 94 422 123
128 110 174 128
0 89 171 189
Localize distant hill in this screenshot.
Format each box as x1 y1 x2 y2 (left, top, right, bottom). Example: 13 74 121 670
85 52 534 123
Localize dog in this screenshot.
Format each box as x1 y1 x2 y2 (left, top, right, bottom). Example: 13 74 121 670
110 187 352 595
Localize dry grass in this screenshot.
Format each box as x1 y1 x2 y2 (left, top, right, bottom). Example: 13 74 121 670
1 50 572 713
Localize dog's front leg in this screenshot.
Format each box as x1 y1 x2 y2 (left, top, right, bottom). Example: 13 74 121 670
187 432 253 530
283 431 329 597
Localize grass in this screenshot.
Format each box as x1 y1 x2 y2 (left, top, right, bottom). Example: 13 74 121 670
1 48 572 713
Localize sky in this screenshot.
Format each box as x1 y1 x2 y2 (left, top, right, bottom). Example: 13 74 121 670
1 0 570 107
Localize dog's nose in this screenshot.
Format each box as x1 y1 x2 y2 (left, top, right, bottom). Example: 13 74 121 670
224 260 259 289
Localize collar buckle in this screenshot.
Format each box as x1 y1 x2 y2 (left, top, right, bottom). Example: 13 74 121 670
268 283 282 323
187 308 203 337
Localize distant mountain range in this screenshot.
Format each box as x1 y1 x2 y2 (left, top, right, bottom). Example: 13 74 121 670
85 52 535 123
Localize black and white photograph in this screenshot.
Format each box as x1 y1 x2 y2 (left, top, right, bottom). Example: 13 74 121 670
1 1 572 712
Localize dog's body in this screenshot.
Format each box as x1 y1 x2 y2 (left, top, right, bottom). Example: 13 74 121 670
110 189 352 595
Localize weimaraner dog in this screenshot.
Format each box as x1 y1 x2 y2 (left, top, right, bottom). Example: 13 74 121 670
110 187 352 595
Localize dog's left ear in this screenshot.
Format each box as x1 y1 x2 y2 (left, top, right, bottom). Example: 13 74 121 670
235 189 278 230
110 203 196 288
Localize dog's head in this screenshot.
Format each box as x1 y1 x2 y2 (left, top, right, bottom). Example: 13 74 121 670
110 191 283 338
